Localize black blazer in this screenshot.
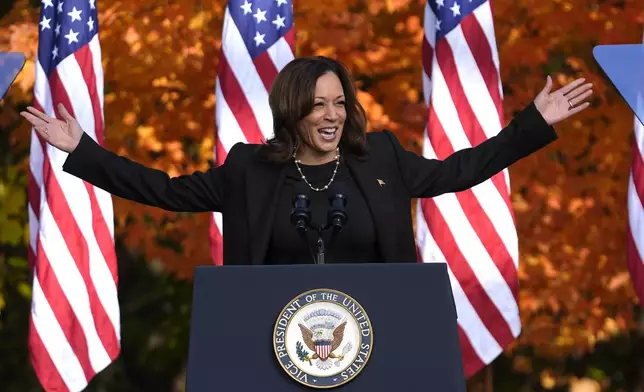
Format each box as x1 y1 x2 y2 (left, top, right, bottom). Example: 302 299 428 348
63 102 557 265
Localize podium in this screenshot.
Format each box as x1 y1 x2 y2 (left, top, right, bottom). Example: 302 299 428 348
0 52 25 100
185 263 466 391
592 44 644 124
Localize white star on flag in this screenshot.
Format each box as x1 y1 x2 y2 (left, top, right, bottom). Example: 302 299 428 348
272 15 286 29
253 8 267 23
67 6 82 23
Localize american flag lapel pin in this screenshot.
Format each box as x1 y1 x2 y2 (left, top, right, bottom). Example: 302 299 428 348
377 179 385 186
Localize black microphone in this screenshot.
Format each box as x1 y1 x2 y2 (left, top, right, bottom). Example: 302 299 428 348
327 182 348 237
290 181 311 235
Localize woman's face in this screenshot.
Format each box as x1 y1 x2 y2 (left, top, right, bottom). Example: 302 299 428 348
296 72 347 162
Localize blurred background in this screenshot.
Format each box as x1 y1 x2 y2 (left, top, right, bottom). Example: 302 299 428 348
1 0 644 390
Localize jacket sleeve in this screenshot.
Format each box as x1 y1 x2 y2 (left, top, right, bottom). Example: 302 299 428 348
62 132 228 212
386 102 558 198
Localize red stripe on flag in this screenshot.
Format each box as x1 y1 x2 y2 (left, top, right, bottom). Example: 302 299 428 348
458 325 485 377
631 139 644 209
460 15 504 125
215 138 228 167
74 46 105 142
253 51 279 93
284 28 295 52
421 196 515 349
35 243 95 382
29 317 70 392
422 36 434 79
28 169 41 221
427 106 518 298
84 182 119 289
627 227 644 308
217 55 265 144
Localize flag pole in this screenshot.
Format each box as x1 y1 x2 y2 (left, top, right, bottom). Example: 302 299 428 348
484 365 493 392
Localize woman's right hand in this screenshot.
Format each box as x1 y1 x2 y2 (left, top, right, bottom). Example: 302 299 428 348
20 103 84 153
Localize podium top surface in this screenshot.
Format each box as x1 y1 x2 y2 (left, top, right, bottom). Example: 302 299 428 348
593 44 644 124
0 52 26 101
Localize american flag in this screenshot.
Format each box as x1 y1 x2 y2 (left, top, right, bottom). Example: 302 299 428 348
209 0 295 265
417 0 519 376
627 31 644 309
28 0 120 390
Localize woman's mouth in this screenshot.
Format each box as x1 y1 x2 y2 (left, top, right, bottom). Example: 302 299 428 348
318 127 338 141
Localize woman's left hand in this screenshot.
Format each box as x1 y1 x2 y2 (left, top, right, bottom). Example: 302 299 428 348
534 76 593 126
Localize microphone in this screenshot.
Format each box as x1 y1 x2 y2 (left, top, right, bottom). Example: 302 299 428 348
290 181 311 235
327 183 348 243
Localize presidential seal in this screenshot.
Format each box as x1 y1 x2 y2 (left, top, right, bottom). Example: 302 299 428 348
273 289 373 389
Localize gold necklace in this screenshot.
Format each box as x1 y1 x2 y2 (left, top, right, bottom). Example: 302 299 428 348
292 148 340 192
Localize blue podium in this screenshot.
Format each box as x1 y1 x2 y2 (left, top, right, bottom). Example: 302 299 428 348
593 44 644 124
0 52 26 100
185 263 466 391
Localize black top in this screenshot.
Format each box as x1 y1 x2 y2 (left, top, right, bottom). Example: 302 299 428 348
265 158 381 264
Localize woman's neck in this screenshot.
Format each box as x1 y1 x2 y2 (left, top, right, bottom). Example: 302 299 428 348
295 147 338 165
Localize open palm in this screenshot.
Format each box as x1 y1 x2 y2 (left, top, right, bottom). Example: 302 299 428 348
20 103 84 153
534 76 593 126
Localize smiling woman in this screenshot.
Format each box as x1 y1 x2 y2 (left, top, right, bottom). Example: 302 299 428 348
20 55 593 266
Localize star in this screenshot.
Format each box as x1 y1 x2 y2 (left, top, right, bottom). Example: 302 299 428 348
64 28 79 44
68 6 82 23
276 0 288 5
42 0 53 9
240 0 252 15
450 2 461 17
52 46 58 59
435 0 444 8
253 8 267 23
57 1 63 13
435 19 441 31
253 31 265 46
39 16 51 31
87 16 95 31
272 14 286 29
89 0 96 9
55 24 61 36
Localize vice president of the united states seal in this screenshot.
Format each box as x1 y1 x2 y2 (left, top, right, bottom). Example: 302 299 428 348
273 289 373 389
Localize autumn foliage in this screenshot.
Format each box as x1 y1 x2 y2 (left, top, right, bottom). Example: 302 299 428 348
1 0 644 389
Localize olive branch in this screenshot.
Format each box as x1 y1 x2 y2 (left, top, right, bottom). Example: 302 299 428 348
296 341 312 365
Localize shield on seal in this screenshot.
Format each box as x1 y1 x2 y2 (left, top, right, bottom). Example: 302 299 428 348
315 340 332 360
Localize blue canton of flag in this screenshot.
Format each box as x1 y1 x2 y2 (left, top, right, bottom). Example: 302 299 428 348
228 0 293 59
38 0 99 75
428 0 486 41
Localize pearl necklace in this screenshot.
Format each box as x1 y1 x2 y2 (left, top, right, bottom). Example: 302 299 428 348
292 148 340 192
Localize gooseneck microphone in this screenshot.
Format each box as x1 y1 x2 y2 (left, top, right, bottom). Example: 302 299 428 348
290 181 311 237
327 183 348 246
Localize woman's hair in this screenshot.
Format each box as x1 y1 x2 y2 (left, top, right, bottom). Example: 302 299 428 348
257 56 369 162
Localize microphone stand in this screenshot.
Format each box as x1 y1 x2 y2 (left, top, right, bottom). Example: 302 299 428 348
316 235 325 265
290 192 347 265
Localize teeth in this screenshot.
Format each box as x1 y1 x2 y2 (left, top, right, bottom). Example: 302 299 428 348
319 127 337 134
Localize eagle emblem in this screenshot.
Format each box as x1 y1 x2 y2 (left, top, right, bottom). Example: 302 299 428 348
273 289 373 388
295 309 352 370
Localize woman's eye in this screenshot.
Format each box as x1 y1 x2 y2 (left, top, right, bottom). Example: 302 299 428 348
336 101 345 105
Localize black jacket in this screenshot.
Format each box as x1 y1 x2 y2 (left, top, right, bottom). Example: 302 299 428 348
63 102 557 265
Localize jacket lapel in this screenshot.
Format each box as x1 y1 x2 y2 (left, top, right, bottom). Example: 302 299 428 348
344 154 397 262
245 159 288 265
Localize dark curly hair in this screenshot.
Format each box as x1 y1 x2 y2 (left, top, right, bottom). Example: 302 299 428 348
257 56 369 162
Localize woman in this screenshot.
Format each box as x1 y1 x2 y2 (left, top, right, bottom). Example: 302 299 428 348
21 56 592 266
